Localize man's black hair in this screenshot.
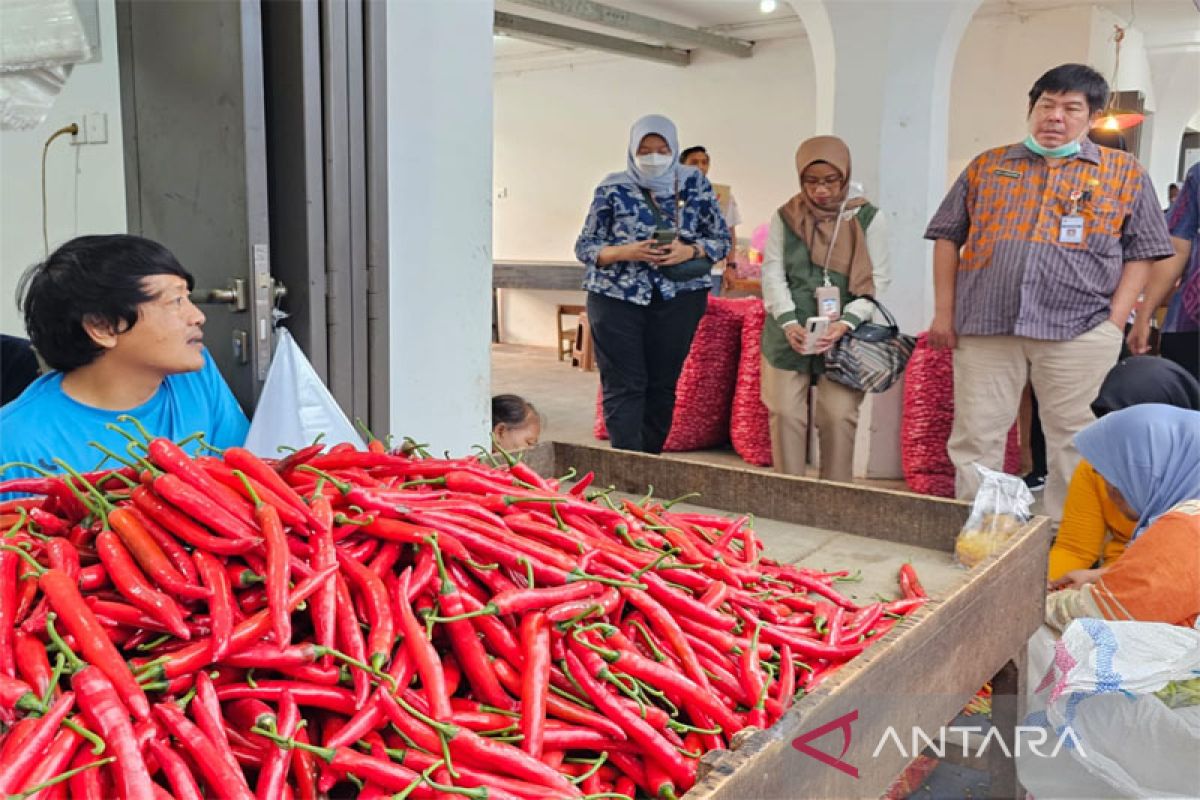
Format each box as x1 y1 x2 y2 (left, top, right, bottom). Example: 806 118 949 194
680 146 708 163
1028 63 1109 114
17 234 194 373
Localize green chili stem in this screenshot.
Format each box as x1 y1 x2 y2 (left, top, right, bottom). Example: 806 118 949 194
7 757 115 800
115 415 154 443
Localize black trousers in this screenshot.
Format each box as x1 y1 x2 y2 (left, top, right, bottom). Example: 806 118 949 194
1160 331 1200 379
588 289 708 454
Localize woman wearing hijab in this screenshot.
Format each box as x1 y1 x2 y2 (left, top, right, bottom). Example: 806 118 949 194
1048 356 1200 583
760 136 890 481
1045 404 1200 630
575 115 730 454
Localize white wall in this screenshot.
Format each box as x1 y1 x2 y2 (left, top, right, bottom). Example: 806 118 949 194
1144 50 1200 205
949 5 1168 187
386 0 493 454
948 7 1093 184
494 36 817 263
493 36 817 345
0 0 126 337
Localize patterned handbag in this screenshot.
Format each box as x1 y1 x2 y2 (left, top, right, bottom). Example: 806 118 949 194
823 296 916 393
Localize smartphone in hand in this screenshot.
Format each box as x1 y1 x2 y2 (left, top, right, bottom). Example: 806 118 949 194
651 229 674 255
802 316 829 355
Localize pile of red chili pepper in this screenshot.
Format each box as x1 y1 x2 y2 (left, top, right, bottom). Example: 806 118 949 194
0 428 929 800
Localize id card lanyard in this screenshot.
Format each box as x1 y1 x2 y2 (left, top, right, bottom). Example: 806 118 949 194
816 203 851 319
1059 184 1092 245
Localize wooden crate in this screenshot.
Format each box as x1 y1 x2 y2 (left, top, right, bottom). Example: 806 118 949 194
524 442 1051 800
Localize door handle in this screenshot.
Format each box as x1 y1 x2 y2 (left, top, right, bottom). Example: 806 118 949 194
193 278 248 312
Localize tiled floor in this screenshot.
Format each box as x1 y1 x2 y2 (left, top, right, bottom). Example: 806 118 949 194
491 343 908 484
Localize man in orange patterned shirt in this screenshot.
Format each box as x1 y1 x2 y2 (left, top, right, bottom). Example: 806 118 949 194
924 64 1173 521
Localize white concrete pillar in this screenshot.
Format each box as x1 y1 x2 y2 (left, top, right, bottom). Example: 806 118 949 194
790 0 981 478
1144 50 1200 204
385 0 494 453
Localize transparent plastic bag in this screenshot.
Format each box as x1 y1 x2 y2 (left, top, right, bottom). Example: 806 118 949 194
954 463 1034 568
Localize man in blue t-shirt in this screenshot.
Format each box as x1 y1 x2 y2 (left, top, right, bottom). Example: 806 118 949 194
0 235 248 480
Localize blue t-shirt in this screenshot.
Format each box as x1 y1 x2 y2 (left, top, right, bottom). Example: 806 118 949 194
0 349 248 480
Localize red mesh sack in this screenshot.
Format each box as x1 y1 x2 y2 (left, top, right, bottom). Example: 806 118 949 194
729 300 773 467
593 296 745 451
901 333 1021 498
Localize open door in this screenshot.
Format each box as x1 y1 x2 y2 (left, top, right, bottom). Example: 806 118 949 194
117 0 278 411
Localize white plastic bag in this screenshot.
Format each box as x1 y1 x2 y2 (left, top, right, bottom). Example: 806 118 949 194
1019 619 1200 799
244 328 364 457
954 463 1034 567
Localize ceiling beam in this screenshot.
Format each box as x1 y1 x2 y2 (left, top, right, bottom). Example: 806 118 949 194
505 0 754 58
494 11 690 67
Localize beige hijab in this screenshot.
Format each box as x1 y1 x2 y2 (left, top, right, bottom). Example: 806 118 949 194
777 136 876 297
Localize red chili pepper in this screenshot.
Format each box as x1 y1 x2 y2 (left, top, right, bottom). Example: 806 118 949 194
777 643 797 711
309 501 338 657
567 471 595 497
290 725 320 800
38 568 151 719
759 622 867 662
108 506 208 600
152 473 259 541
883 597 928 616
194 671 255 795
146 563 334 680
225 447 324 529
492 658 626 740
148 438 256 522
215 682 358 716
12 632 52 701
519 612 551 758
193 549 235 662
67 740 109 800
435 560 515 711
899 563 927 599
94 530 191 640
147 739 205 800
68 664 154 800
396 567 451 719
456 591 525 667
338 550 394 670
565 648 695 790
252 502 291 647
14 722 82 800
0 547 17 677
154 701 257 800
622 588 712 695
595 629 742 736
329 573 372 707
132 486 260 555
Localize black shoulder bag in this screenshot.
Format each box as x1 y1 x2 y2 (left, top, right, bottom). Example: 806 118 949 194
823 295 916 393
638 180 712 283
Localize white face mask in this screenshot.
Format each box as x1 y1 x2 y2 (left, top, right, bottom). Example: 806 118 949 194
636 152 673 177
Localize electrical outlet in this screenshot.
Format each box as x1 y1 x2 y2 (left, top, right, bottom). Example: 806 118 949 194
68 113 108 145
85 113 107 144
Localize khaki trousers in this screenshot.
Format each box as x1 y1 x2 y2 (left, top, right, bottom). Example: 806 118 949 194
948 321 1123 522
760 358 864 482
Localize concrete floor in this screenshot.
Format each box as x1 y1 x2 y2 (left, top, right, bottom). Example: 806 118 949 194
491 343 906 482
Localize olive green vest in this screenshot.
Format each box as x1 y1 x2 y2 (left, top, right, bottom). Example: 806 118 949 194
761 203 878 373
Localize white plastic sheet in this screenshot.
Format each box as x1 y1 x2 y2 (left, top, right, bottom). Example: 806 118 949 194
0 0 91 130
243 328 364 457
1019 620 1200 798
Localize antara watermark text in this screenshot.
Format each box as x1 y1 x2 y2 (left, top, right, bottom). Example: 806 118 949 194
872 724 1084 759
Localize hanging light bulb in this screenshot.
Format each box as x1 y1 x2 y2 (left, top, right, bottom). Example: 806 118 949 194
1091 24 1145 132
760 0 778 13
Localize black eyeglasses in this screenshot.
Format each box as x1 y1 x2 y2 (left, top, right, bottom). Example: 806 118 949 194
801 176 844 189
